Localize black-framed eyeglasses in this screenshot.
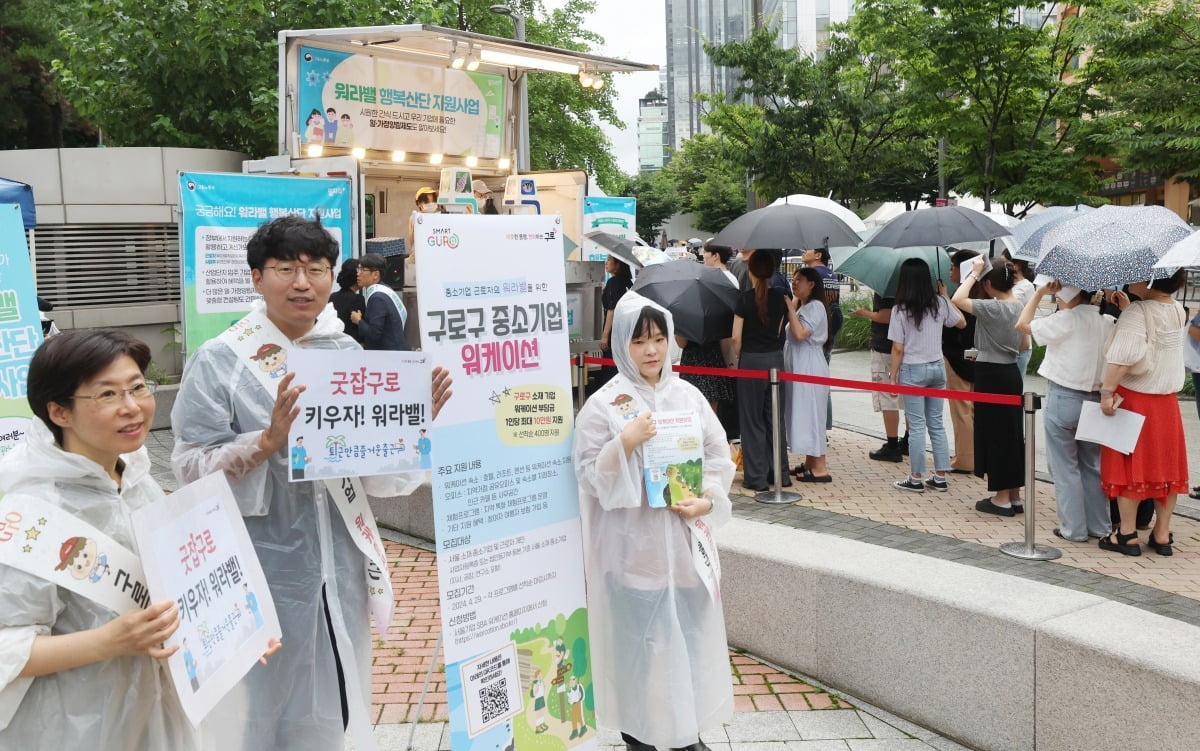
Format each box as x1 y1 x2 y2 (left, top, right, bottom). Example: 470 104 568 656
71 381 157 407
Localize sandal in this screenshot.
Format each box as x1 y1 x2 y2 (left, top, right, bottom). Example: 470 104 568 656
799 472 833 483
1146 532 1174 556
1098 530 1141 557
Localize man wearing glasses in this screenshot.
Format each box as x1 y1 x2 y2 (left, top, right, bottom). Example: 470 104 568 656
349 252 409 351
171 216 451 751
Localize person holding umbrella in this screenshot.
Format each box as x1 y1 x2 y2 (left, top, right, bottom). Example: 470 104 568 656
1097 270 1189 556
951 258 1026 516
732 251 792 492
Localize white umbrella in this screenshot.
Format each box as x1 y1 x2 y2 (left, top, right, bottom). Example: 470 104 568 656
770 194 868 234
1153 229 1200 270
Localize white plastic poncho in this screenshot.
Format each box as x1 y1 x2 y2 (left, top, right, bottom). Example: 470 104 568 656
171 302 380 750
0 420 200 750
573 292 736 749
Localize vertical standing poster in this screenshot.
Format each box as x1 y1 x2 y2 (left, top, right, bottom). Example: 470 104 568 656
416 214 595 751
0 204 42 461
177 172 354 355
581 196 637 262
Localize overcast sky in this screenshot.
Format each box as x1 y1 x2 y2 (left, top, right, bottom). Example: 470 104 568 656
542 0 667 174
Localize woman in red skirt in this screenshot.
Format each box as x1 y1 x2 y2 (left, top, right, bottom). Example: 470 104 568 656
1098 270 1189 556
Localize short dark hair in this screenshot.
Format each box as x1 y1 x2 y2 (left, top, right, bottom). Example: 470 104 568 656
1149 268 1186 294
630 305 669 341
949 249 979 266
358 253 386 273
706 243 733 264
813 247 831 264
246 215 339 271
982 260 1016 292
336 258 359 289
27 329 152 445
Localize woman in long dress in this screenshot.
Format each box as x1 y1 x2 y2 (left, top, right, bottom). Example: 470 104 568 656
574 292 735 751
785 267 832 481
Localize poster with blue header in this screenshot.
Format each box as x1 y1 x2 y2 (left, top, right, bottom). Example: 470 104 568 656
582 196 637 262
0 203 42 461
416 214 595 751
178 172 353 354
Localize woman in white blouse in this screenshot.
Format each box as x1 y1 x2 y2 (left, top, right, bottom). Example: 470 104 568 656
1016 282 1115 542
1097 270 1189 556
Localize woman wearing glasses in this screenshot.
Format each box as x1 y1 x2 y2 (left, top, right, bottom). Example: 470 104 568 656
0 329 202 748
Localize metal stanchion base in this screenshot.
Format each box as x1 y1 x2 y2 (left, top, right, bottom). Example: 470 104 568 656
999 541 1062 561
756 490 802 505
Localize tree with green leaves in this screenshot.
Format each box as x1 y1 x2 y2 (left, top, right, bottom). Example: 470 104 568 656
1084 0 1200 185
619 169 681 242
662 133 747 233
852 0 1103 213
51 0 623 190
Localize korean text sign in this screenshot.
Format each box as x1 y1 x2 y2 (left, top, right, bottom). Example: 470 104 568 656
416 214 595 750
287 349 432 481
0 204 42 461
177 172 353 354
131 472 281 726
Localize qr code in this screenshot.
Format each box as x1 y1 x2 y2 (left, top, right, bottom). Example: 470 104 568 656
479 677 510 724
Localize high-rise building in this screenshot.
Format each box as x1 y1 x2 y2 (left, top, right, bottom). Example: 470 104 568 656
760 0 856 58
637 92 670 173
664 0 754 151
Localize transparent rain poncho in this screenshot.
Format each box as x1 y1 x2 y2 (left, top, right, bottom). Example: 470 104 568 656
0 420 201 750
572 292 736 749
172 302 403 750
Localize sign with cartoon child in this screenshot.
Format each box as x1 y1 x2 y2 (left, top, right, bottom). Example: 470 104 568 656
286 349 432 481
131 472 281 726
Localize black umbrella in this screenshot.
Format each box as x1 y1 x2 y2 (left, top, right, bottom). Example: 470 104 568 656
630 260 740 344
712 204 861 251
584 231 644 269
868 205 1011 249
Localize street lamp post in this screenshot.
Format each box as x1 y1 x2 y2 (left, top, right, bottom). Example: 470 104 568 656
489 5 530 172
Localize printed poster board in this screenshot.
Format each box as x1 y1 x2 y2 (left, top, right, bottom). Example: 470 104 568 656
177 172 354 355
416 214 595 751
581 196 636 262
0 203 42 461
287 349 432 481
131 472 281 726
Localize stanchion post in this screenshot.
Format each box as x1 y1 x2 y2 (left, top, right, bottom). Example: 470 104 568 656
757 367 801 505
575 353 586 410
1000 391 1061 561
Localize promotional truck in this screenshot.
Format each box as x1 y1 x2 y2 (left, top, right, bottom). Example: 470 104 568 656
242 24 655 355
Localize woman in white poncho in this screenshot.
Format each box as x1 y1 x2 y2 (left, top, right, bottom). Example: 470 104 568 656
0 329 201 749
573 292 735 751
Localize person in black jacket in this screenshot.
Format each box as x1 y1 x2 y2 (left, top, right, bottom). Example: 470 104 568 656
329 259 365 343
350 253 409 350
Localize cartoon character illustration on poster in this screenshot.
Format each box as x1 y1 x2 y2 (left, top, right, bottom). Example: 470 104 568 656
417 429 432 469
290 437 311 480
323 107 339 144
567 676 587 739
244 582 265 628
54 536 110 583
334 113 353 147
610 393 638 421
251 343 288 378
303 108 324 144
182 638 200 692
529 668 549 733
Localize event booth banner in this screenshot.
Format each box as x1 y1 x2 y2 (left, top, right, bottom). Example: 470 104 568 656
177 172 353 354
296 45 507 158
0 203 42 460
416 214 595 751
581 196 636 263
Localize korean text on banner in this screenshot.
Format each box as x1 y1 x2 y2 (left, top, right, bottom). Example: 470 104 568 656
0 203 42 461
131 472 282 727
296 45 507 158
581 196 637 262
177 172 353 354
288 349 432 482
416 214 595 751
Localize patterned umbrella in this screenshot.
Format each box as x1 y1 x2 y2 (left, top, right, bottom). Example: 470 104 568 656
1036 205 1191 290
1009 205 1096 262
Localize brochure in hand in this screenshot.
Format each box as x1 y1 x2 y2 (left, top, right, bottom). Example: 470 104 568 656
643 410 704 508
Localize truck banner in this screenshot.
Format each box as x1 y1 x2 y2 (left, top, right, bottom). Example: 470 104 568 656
416 214 595 751
177 172 353 355
297 46 508 159
581 196 637 263
0 203 42 461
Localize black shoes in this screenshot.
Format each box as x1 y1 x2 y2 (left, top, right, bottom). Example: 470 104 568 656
869 441 904 462
1146 531 1174 556
1099 530 1142 556
975 498 1016 517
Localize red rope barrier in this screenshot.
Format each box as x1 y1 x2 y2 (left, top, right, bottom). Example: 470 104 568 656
580 355 1024 407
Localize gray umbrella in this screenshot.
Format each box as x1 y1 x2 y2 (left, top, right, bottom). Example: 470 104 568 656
1009 205 1095 262
630 259 740 344
584 231 644 269
1035 205 1191 290
868 205 1012 249
711 203 861 251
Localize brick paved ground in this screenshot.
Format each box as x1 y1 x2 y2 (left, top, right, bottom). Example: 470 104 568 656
369 540 854 726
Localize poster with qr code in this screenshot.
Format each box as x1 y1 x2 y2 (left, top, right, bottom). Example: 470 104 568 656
460 643 523 736
131 471 281 726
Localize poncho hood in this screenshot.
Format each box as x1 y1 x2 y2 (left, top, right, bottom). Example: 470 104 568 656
610 291 677 392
